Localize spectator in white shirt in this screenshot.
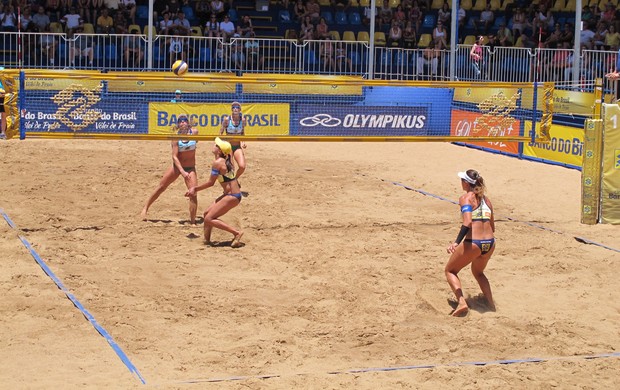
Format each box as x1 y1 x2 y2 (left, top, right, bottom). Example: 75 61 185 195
219 14 235 42
32 5 51 32
0 4 18 32
473 3 494 36
61 6 83 34
174 11 191 35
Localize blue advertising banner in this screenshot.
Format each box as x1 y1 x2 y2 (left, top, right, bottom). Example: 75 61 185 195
293 105 431 136
23 86 148 133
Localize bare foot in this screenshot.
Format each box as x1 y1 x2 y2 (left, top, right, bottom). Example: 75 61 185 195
231 231 244 248
140 208 148 221
203 240 214 246
451 304 469 317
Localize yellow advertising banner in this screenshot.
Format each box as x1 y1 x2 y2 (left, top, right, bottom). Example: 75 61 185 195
107 79 234 93
26 77 103 90
523 123 584 167
551 89 595 116
148 102 290 135
601 104 620 224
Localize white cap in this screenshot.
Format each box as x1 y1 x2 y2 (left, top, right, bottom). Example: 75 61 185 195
457 171 477 185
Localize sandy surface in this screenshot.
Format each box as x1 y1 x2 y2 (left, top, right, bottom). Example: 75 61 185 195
0 139 619 389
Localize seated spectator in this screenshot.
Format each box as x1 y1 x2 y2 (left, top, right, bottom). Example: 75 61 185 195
543 23 562 48
104 0 121 12
20 6 33 31
332 0 352 11
32 6 50 32
60 6 83 35
219 14 236 42
605 24 620 50
195 0 211 24
580 21 596 49
601 2 615 24
417 41 439 77
166 0 181 15
387 20 403 47
204 13 220 38
293 0 306 22
315 17 330 40
91 0 105 27
113 7 128 34
237 15 253 38
549 41 572 82
432 20 448 50
559 23 574 46
214 40 227 69
39 24 58 65
473 3 494 36
158 11 174 35
593 20 609 50
174 10 192 36
124 28 144 67
334 41 352 73
77 0 90 23
497 22 514 47
402 20 417 49
456 3 466 42
46 0 62 23
409 1 423 36
1 4 18 32
68 26 94 67
211 0 226 19
119 0 137 26
305 0 320 24
393 4 406 27
511 7 529 39
300 15 314 42
244 32 264 70
96 7 115 34
438 3 450 27
377 0 392 30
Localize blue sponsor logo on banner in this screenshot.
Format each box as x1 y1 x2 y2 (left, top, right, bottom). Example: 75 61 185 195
295 106 429 136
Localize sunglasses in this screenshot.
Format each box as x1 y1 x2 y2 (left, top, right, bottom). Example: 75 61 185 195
232 105 241 109
178 118 188 123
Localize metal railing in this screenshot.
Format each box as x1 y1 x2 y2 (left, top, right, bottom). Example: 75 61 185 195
3 31 617 94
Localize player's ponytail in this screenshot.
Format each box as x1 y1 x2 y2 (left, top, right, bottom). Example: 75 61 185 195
466 169 486 200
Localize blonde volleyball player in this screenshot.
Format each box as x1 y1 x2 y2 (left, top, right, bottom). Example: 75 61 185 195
141 115 199 224
220 101 247 179
445 169 496 317
186 138 243 248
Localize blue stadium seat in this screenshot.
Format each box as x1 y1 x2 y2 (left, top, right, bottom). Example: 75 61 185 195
228 9 238 22
192 47 211 70
349 11 361 25
136 5 149 20
182 6 195 23
422 14 436 30
335 11 348 25
305 49 318 66
394 50 408 66
321 10 334 25
279 10 292 23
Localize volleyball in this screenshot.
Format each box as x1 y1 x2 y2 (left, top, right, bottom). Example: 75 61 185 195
172 60 188 76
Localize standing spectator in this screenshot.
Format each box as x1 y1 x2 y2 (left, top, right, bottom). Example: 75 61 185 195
60 6 83 35
334 41 352 73
219 14 235 42
244 32 263 70
231 42 245 70
319 37 334 72
124 28 144 67
32 6 50 32
470 35 484 78
473 3 494 36
96 7 115 34
168 27 187 64
39 24 58 65
237 15 253 37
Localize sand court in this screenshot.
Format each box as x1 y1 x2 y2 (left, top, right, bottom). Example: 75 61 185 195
0 139 619 388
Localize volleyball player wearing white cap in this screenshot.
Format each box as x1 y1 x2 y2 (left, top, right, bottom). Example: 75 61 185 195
445 169 496 317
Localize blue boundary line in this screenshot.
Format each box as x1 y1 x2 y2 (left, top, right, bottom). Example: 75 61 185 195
388 181 620 254
1 208 146 384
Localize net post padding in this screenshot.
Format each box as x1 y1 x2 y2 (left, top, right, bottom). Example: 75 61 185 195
581 119 603 225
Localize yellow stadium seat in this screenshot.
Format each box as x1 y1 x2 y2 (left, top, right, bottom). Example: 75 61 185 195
389 0 401 8
343 30 356 41
490 0 501 10
550 0 565 11
350 0 359 6
285 28 297 39
431 0 445 9
49 22 63 33
514 35 524 47
473 0 487 10
565 0 576 11
463 35 476 45
128 24 141 34
374 31 386 46
191 26 202 36
418 33 432 48
357 31 370 43
501 0 514 10
460 0 473 10
143 25 156 37
330 31 341 40
319 0 331 6
359 0 370 6
82 23 94 34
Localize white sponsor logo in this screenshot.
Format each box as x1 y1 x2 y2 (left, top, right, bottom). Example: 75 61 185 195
299 114 342 127
300 113 426 128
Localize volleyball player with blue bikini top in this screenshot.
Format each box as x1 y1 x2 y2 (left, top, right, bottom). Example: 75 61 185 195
444 169 496 317
220 101 247 180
